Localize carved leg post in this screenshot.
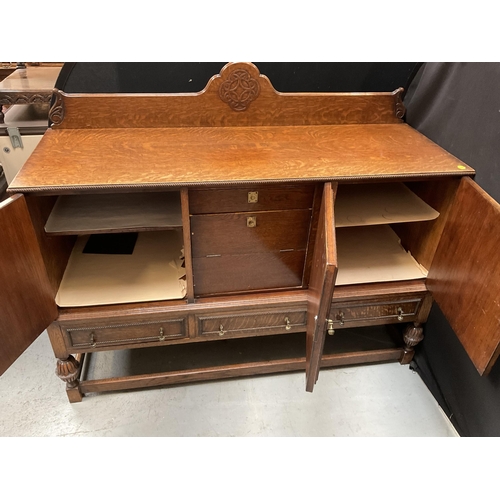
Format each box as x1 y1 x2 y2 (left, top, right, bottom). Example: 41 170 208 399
400 322 424 365
56 355 83 403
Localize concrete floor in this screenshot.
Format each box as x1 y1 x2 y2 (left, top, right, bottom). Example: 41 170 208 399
0 331 458 437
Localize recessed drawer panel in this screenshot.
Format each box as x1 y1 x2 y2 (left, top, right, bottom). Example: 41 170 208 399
66 317 188 349
193 251 305 296
197 309 307 339
329 299 422 328
191 209 311 258
189 185 315 214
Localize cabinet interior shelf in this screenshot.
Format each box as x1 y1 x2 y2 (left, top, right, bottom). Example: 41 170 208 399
45 191 182 235
336 225 428 286
55 230 186 307
335 182 439 227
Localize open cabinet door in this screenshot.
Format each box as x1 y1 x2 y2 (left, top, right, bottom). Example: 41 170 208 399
0 195 57 375
306 182 338 392
427 177 500 376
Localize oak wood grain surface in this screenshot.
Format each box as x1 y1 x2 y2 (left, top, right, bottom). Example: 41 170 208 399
0 195 57 375
427 177 500 376
78 348 404 395
306 182 337 391
9 124 474 193
24 195 75 295
394 179 461 270
44 191 182 235
180 188 195 302
58 300 310 354
193 251 306 296
198 309 306 338
56 290 309 323
329 300 422 328
54 90 403 129
68 317 187 348
189 184 315 214
190 209 311 257
77 330 403 395
51 62 402 129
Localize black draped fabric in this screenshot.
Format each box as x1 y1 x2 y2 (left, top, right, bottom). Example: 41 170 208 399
404 63 500 437
55 62 419 94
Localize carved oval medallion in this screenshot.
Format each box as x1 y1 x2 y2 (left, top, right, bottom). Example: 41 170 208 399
219 69 260 111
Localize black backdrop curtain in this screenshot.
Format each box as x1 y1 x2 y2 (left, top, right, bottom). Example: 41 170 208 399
55 62 419 94
404 63 500 437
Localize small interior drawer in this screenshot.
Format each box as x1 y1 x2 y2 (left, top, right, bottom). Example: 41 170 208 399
189 185 315 214
329 299 422 328
66 317 188 349
197 309 307 339
191 209 311 258
193 251 305 296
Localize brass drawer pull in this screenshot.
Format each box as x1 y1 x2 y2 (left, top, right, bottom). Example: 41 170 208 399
159 327 166 341
397 307 404 321
285 317 291 330
246 216 257 228
337 311 345 326
219 324 227 337
327 319 335 336
90 332 97 348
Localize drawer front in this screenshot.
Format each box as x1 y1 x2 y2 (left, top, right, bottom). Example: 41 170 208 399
329 299 422 328
197 309 307 339
66 317 188 349
189 185 315 214
193 251 305 296
191 209 311 258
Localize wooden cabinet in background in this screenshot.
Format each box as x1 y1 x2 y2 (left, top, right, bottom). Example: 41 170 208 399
1 62 499 403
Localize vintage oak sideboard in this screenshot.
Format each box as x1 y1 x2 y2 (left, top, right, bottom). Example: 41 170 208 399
1 62 499 403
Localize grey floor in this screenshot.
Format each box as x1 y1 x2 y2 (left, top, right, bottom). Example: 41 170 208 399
0 331 458 437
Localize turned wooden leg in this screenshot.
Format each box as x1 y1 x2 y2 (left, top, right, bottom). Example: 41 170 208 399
56 355 83 403
400 322 424 365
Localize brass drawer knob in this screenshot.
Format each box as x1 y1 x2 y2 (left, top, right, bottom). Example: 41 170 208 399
285 317 291 330
159 327 166 341
90 332 97 348
219 324 227 337
397 307 404 321
327 319 335 336
246 216 257 228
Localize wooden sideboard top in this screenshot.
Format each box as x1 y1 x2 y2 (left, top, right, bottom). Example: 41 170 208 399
6 63 474 193
9 122 474 193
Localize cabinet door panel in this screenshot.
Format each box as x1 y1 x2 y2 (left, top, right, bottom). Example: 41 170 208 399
0 195 57 375
428 177 500 375
306 182 338 391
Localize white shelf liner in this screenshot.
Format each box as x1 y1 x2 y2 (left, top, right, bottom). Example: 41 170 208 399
335 225 428 285
56 230 186 307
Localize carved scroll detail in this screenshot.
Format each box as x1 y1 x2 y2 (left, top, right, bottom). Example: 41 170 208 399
49 91 65 126
0 93 51 105
219 68 260 111
393 87 406 119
